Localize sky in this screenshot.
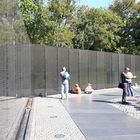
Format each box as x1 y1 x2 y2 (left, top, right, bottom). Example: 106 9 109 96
77 0 140 8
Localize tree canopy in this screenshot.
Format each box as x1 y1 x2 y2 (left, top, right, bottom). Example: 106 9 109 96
17 0 140 54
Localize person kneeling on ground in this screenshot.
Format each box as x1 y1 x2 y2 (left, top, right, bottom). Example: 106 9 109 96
84 83 94 94
71 84 81 94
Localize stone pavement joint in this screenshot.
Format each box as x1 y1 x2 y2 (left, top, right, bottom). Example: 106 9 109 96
25 97 86 140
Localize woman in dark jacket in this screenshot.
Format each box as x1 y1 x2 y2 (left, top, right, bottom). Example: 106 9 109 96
120 67 131 103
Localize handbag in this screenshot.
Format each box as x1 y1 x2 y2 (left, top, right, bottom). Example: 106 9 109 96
118 83 124 89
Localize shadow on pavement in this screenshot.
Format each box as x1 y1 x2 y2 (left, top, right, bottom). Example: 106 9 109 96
92 99 119 104
100 94 121 97
92 99 132 105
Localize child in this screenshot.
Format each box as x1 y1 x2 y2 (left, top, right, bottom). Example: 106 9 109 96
85 83 94 94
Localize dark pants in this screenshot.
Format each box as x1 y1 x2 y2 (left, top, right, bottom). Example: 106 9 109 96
122 83 128 103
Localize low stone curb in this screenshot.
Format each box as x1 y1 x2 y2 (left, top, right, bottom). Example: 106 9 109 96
6 98 28 140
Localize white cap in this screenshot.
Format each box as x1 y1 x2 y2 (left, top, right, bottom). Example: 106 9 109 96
62 67 66 71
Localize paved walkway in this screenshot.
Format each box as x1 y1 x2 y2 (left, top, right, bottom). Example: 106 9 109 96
109 97 140 120
1 86 140 140
25 97 86 140
61 87 140 140
25 86 140 140
0 97 28 140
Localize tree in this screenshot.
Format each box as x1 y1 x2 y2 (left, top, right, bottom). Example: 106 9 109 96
19 0 76 47
71 6 89 49
19 0 53 44
109 0 140 54
47 0 76 47
72 7 124 52
109 0 136 18
127 3 140 54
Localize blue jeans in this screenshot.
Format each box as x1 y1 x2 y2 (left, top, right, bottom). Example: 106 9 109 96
127 82 133 96
61 84 69 99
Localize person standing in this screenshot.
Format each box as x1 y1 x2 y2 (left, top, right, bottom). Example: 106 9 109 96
126 69 136 96
120 67 131 103
60 67 70 99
